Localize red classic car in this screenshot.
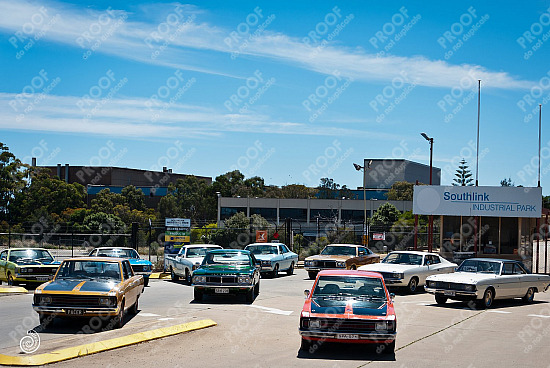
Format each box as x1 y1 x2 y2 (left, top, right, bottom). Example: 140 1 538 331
299 269 396 354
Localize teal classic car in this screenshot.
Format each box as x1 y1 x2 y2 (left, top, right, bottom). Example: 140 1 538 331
88 247 153 287
192 249 260 303
0 248 60 286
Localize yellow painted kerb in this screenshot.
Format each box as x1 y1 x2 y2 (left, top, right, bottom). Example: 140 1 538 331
0 318 216 366
0 286 28 294
149 273 171 279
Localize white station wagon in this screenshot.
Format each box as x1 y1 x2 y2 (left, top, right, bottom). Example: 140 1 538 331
359 251 457 293
425 258 550 309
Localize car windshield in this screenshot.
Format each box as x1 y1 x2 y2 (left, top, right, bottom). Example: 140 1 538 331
383 253 423 265
320 246 356 256
9 249 53 263
95 249 139 259
457 260 501 274
203 252 251 266
312 275 386 300
245 245 278 255
56 260 122 281
187 247 218 257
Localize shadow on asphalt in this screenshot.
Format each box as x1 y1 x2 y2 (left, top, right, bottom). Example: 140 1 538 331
296 342 396 361
32 312 140 335
190 295 256 305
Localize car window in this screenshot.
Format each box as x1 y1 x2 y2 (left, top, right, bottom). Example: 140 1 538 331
280 245 289 253
358 247 368 256
432 256 441 264
278 245 285 254
0 251 6 261
513 263 526 275
501 263 514 275
122 262 132 279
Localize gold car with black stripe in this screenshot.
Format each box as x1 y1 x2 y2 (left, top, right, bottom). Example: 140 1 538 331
33 257 144 329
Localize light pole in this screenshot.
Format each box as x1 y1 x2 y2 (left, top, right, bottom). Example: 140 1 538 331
354 160 372 245
421 133 434 252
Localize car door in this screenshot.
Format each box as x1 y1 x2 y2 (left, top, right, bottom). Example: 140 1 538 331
280 244 292 269
122 261 137 307
512 263 530 297
498 262 520 298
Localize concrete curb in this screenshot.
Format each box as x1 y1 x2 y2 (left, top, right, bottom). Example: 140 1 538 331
0 286 28 294
0 319 217 366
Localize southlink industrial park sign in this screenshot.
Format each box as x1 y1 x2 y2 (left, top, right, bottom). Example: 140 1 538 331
413 186 542 218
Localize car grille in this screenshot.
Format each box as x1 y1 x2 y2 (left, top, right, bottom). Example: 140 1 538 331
428 281 472 291
22 267 58 275
34 295 102 307
309 318 376 332
206 275 238 284
377 272 395 279
132 265 145 272
317 261 337 268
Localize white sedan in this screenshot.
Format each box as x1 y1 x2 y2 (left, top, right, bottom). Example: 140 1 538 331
425 258 550 308
358 251 457 293
165 244 222 283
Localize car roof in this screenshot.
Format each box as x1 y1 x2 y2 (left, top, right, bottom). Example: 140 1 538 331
325 244 359 247
62 257 125 263
93 247 134 251
207 249 250 254
4 248 50 251
388 250 432 256
465 258 511 263
246 243 283 246
317 269 384 278
185 244 222 248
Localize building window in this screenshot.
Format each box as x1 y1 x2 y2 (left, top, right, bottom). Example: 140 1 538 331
310 209 339 221
442 216 461 252
480 217 499 254
341 210 369 222
221 207 246 220
250 207 277 220
279 208 307 221
501 217 518 254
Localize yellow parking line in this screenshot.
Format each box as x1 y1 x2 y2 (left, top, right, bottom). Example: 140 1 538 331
0 286 28 294
0 319 216 366
148 273 170 279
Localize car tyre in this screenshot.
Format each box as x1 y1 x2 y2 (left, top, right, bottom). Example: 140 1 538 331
185 269 191 285
287 262 294 276
435 295 448 305
476 288 494 309
349 264 357 270
246 287 255 303
170 267 179 282
271 264 279 278
144 277 149 287
308 271 317 280
300 338 312 352
254 280 260 296
130 295 139 315
193 288 203 302
378 341 395 354
522 287 535 303
114 300 125 329
38 313 51 330
7 273 16 286
407 277 418 294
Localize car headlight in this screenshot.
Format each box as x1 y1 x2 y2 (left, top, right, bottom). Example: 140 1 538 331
305 261 313 266
192 263 200 270
40 296 52 305
336 261 346 268
194 275 206 284
375 321 395 331
261 260 271 266
464 284 476 292
310 320 321 329
99 297 117 307
238 275 252 284
393 273 404 279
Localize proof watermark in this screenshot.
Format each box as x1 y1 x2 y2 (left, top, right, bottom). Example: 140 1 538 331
75 7 127 60
145 69 196 122
302 140 354 184
224 7 276 60
517 70 550 123
9 6 60 60
369 71 417 123
437 72 481 124
229 140 276 177
9 69 61 122
224 70 276 115
302 71 354 123
76 69 128 122
370 6 421 58
516 6 550 60
21 139 60 167
302 7 354 59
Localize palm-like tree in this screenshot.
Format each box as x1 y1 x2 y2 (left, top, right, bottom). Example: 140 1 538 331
452 159 474 186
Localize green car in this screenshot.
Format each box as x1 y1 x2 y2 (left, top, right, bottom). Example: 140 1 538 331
192 249 261 303
0 248 60 286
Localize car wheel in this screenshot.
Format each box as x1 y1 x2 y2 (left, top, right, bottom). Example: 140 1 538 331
38 313 51 330
144 277 149 287
522 287 535 303
271 264 279 278
193 288 203 302
435 295 448 305
476 288 494 309
308 271 317 280
130 295 139 315
7 273 15 286
254 280 260 296
300 338 312 352
378 341 395 354
246 287 255 303
114 300 125 329
407 277 418 293
287 262 294 276
170 267 179 281
349 264 357 270
185 269 191 285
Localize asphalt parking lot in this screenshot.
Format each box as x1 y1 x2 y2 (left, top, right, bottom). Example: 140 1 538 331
1 269 550 367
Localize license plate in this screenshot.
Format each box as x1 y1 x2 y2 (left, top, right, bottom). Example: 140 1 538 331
66 309 85 315
214 288 229 294
444 290 455 296
337 334 359 340
36 277 49 281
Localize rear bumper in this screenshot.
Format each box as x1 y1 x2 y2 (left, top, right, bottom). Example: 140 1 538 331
33 305 119 317
300 330 396 343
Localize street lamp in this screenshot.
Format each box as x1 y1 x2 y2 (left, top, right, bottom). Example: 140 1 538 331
354 160 372 245
421 133 434 252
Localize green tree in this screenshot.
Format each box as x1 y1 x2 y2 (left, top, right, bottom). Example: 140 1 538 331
317 177 340 199
500 177 514 187
453 159 474 186
121 185 146 211
371 203 400 228
385 181 415 200
157 176 215 223
281 184 315 199
212 170 245 197
90 189 126 214
0 142 29 221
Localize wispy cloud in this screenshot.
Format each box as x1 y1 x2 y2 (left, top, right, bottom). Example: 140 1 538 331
0 0 532 89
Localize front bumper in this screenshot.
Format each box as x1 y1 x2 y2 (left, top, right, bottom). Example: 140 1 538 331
134 272 152 278
425 287 479 299
14 275 54 283
33 305 120 317
382 278 406 286
304 267 346 272
194 284 254 294
300 329 396 343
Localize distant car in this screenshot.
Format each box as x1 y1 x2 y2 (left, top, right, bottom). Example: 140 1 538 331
299 269 396 354
192 249 260 303
359 251 457 293
164 244 223 283
425 258 550 309
33 257 144 328
245 242 298 277
304 244 380 279
89 247 153 287
0 248 60 286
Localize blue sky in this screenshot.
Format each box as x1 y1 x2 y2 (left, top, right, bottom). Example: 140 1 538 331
1 1 550 192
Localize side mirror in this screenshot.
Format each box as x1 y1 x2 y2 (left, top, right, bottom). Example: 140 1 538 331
304 289 310 298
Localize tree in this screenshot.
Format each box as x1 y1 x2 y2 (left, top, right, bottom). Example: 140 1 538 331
317 178 340 199
500 177 514 187
121 185 146 211
339 185 355 199
385 181 415 200
157 176 215 223
90 189 126 214
452 159 474 186
371 203 400 228
281 184 315 199
212 170 245 197
0 142 29 221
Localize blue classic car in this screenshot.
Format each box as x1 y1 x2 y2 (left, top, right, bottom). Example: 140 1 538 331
89 247 153 286
244 242 298 277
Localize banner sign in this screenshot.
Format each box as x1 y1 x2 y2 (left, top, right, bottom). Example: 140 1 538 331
373 233 386 241
256 230 267 243
413 186 541 218
164 218 191 253
165 218 191 228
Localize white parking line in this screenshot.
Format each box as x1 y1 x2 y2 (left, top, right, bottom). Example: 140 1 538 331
137 313 161 317
158 318 175 321
248 305 293 315
487 310 512 314
401 301 432 304
528 314 550 318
